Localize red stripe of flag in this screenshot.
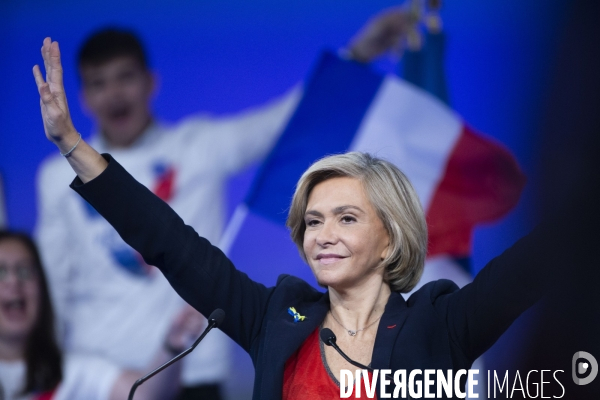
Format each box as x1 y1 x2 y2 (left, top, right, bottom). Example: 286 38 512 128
426 125 526 257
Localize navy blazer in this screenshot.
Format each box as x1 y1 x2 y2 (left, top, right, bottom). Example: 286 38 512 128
72 155 550 399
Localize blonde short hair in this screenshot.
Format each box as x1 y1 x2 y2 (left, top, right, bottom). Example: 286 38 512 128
286 152 427 293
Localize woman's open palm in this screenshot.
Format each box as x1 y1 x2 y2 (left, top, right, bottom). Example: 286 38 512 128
33 38 77 145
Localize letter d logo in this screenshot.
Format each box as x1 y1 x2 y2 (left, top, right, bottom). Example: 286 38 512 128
572 351 598 385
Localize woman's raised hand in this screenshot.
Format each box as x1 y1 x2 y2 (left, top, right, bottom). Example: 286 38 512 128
33 38 79 153
33 37 107 183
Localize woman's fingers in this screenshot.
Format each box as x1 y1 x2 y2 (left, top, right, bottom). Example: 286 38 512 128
40 38 64 89
35 39 69 108
32 65 54 107
42 38 51 82
48 41 64 88
33 37 77 144
32 64 45 88
37 39 54 91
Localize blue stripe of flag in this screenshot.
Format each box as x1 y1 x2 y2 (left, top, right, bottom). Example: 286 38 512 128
244 51 384 225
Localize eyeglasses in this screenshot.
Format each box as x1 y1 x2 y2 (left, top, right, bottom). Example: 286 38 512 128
0 264 38 282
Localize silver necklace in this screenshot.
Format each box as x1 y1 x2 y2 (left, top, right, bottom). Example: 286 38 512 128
329 310 382 336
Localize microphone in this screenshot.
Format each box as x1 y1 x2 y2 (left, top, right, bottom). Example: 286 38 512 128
128 308 226 400
320 328 373 372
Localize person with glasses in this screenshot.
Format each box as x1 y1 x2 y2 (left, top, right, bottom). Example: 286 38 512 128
0 230 205 400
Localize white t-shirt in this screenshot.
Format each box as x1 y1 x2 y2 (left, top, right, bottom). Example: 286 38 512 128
0 360 28 400
53 354 120 400
0 355 120 400
35 87 301 386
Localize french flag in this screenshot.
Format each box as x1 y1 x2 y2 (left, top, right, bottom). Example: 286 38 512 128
221 51 525 289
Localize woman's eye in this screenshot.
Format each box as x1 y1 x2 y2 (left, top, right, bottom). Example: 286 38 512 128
306 219 320 227
341 215 356 223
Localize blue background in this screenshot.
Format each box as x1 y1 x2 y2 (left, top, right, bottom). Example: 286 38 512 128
0 0 569 394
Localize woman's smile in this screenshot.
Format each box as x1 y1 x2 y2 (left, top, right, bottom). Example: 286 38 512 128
304 176 390 290
316 253 347 265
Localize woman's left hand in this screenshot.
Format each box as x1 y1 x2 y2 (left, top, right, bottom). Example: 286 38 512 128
33 37 80 153
33 37 107 183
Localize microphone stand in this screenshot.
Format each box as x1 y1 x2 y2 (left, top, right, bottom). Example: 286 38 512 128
128 312 223 400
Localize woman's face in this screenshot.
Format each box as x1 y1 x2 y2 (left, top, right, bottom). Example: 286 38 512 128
0 239 40 341
303 177 390 291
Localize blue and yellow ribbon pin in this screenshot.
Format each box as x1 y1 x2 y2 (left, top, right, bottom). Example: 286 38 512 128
288 307 305 323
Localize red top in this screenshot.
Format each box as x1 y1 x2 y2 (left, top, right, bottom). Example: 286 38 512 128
35 389 56 400
283 328 375 399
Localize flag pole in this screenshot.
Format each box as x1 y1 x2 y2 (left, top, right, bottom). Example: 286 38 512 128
218 203 249 255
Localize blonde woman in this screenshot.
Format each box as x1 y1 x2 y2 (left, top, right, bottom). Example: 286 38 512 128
33 38 554 399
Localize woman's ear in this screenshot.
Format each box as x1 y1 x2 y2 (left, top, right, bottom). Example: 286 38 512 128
380 241 391 261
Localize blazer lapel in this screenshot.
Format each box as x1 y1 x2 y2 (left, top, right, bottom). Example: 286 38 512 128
262 290 331 383
371 291 409 369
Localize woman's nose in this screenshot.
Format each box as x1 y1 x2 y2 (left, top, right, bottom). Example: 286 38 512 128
316 221 337 246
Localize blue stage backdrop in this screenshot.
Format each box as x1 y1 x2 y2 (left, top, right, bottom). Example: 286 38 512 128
0 0 568 396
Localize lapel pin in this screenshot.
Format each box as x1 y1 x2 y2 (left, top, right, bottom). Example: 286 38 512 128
288 307 306 323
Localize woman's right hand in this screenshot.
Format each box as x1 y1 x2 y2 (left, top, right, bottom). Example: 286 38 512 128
33 38 80 153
